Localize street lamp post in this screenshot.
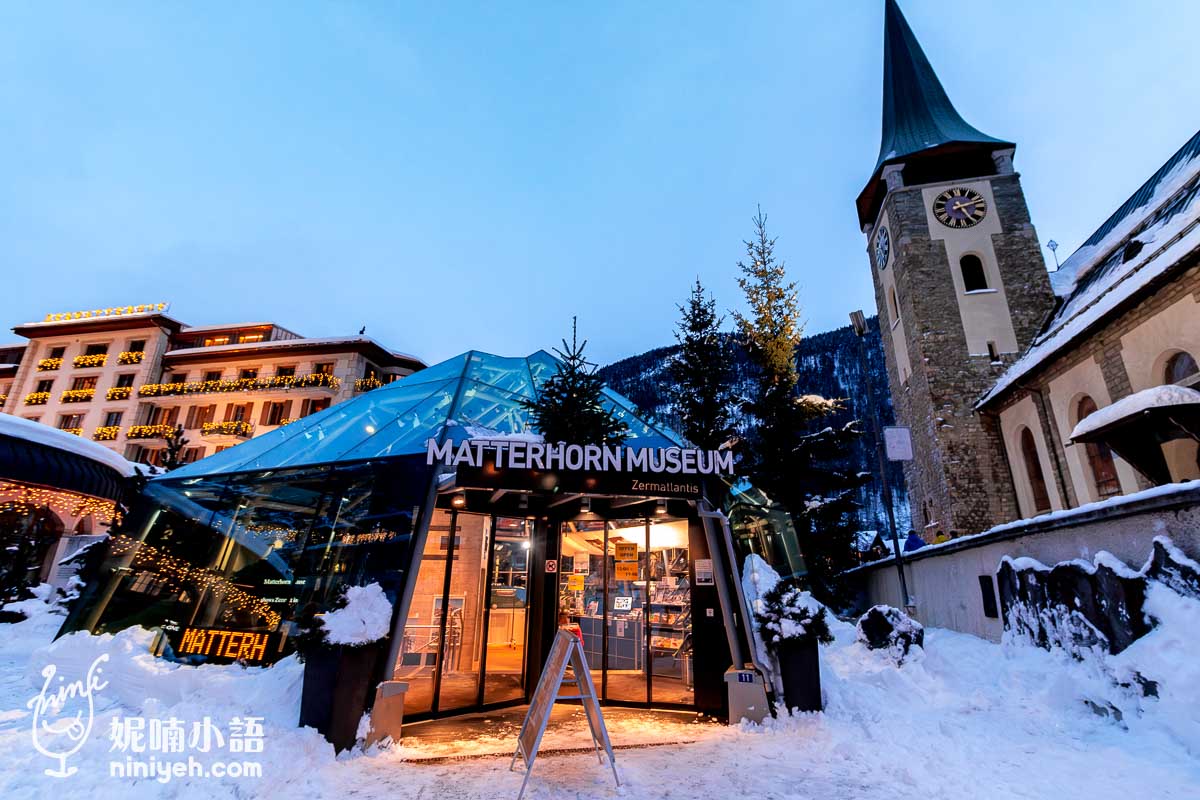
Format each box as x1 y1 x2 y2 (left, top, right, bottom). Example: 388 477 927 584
849 310 911 609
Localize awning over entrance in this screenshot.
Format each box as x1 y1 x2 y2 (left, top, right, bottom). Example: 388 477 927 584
1070 385 1200 485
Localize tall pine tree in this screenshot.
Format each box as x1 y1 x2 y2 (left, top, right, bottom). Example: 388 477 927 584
732 208 869 606
668 279 735 450
523 318 629 445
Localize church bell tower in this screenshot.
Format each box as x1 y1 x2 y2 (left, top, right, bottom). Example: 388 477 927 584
857 0 1055 536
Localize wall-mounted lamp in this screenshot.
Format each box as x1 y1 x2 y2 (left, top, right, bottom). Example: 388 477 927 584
580 497 591 513
849 309 868 338
655 499 667 515
451 492 466 508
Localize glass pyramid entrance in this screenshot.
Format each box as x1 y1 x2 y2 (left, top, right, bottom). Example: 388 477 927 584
165 349 685 479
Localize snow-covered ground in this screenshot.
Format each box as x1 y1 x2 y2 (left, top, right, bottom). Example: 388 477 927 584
1 587 1198 799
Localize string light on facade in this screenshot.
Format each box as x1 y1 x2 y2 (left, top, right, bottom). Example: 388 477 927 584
107 535 281 627
72 354 108 368
24 392 50 406
117 350 145 365
106 386 133 401
127 424 177 440
61 388 95 403
36 357 62 371
93 426 121 441
0 481 119 525
201 420 254 438
138 372 341 398
354 376 383 392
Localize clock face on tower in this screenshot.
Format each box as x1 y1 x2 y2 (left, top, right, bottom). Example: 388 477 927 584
874 226 890 270
933 187 987 228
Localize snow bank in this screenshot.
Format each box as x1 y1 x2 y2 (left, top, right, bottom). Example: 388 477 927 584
1070 384 1200 440
319 583 392 646
740 554 780 677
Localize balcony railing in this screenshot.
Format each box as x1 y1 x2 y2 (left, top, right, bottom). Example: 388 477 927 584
0 394 6 409
117 351 145 365
106 386 133 401
93 426 121 441
127 424 176 440
24 392 50 406
60 427 83 437
73 354 108 368
201 420 255 438
37 357 63 371
138 372 341 398
355 376 383 392
61 388 95 403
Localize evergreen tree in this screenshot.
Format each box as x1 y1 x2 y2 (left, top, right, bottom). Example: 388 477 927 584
161 424 189 471
732 208 869 606
668 279 735 450
523 318 629 445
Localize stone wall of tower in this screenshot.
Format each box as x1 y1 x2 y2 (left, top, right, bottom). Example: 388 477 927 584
868 171 1056 537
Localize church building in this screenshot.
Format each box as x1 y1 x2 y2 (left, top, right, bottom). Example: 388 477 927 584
859 0 1200 542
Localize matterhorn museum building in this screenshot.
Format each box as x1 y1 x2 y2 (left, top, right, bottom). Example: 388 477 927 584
64 350 788 722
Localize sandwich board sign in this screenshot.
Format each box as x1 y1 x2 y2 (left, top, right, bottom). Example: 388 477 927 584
510 629 619 798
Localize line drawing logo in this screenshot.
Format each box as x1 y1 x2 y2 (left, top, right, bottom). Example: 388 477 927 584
26 654 110 777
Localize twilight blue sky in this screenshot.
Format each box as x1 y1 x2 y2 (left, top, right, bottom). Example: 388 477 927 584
3 2 1199 365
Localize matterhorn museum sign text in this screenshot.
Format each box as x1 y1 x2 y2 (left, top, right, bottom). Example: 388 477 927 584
425 438 734 498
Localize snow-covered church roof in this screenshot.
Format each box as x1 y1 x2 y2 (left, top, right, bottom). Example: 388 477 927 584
980 127 1200 407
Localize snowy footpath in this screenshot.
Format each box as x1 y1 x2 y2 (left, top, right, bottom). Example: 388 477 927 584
1 587 1199 800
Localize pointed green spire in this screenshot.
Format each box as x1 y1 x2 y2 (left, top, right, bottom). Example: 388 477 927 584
875 0 1007 172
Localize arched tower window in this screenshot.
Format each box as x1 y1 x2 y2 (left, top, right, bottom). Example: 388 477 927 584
1019 427 1051 514
1164 351 1199 385
1076 396 1121 499
888 285 900 324
960 254 988 292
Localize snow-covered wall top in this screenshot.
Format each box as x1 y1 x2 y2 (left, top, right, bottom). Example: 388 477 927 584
0 414 138 477
846 481 1200 574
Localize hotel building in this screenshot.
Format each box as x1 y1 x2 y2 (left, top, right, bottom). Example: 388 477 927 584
1 304 425 466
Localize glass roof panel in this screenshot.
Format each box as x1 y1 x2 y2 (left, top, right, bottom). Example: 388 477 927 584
463 352 538 398
156 348 687 479
335 382 461 461
393 352 469 387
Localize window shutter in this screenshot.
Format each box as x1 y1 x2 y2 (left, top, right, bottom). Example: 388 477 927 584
244 402 254 422
184 406 198 429
282 400 293 420
259 402 272 425
224 403 234 422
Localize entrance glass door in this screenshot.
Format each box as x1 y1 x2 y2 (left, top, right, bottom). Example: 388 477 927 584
480 517 531 705
394 510 531 718
557 516 694 707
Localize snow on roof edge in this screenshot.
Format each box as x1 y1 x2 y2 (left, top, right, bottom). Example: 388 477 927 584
1069 384 1200 441
1052 132 1200 296
0 414 138 477
979 211 1200 407
164 336 426 365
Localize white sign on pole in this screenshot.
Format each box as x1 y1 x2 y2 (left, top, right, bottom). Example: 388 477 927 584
511 630 619 799
883 426 914 461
